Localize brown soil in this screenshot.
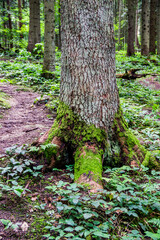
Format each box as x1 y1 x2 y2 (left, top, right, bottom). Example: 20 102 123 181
138 76 160 90
0 82 55 156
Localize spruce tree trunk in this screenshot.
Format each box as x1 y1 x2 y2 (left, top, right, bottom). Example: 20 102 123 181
37 0 159 191
157 0 160 54
127 0 136 56
118 0 122 51
149 0 157 54
27 0 41 52
141 0 150 56
42 0 55 78
135 0 140 48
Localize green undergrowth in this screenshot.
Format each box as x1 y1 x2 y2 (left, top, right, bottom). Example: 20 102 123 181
0 146 160 239
116 51 160 75
0 51 160 239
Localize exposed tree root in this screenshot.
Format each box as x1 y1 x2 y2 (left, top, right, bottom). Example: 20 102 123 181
36 103 159 190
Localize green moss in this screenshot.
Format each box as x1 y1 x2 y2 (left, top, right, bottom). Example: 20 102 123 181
112 107 157 167
142 152 151 167
40 143 58 163
74 146 103 182
46 101 107 148
0 91 11 109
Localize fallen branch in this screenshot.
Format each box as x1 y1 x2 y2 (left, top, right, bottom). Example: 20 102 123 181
116 69 159 80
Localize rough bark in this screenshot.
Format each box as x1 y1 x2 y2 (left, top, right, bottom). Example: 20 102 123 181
37 0 159 191
141 0 150 56
157 0 160 54
149 0 157 54
127 0 136 56
42 0 55 78
27 0 41 52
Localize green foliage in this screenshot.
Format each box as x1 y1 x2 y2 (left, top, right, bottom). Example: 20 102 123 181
0 219 19 230
33 43 44 59
42 166 160 239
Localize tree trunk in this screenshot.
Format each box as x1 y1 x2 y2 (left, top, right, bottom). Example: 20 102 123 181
18 0 23 39
149 0 157 54
42 0 55 78
7 0 13 49
141 0 150 56
127 0 136 56
157 0 160 54
55 0 61 50
37 0 159 191
135 0 140 48
27 0 41 52
118 0 122 50
2 0 7 48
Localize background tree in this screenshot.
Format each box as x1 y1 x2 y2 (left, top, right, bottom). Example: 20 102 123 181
38 0 158 190
127 0 136 55
55 0 61 50
141 0 150 56
42 0 55 78
7 0 13 49
27 0 41 52
135 0 140 48
149 0 157 54
157 0 160 54
18 0 23 39
118 0 122 50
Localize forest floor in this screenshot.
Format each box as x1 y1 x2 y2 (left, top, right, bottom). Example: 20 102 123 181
0 82 55 156
0 75 159 157
0 55 160 240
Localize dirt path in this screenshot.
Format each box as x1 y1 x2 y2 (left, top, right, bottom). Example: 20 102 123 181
0 83 54 156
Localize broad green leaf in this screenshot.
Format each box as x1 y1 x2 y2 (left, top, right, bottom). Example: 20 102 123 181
65 219 75 226
83 213 93 219
93 231 110 238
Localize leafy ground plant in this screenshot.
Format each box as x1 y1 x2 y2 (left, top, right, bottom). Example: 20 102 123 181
0 51 160 239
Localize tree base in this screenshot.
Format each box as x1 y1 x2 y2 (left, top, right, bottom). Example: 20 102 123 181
36 103 160 190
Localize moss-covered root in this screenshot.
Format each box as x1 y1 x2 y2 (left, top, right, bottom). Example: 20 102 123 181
114 108 160 169
74 144 104 192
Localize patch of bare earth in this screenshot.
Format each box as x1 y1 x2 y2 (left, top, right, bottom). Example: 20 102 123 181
0 82 54 156
138 76 160 90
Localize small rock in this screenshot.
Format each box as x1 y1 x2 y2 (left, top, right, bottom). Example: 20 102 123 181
21 222 29 232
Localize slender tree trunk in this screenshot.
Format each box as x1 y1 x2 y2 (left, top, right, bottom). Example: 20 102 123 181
27 0 41 52
42 0 55 78
2 0 7 48
22 0 25 8
135 0 140 48
141 0 150 56
55 0 61 50
118 0 122 50
127 0 136 56
157 0 160 54
149 0 157 53
7 0 13 49
37 0 158 191
18 0 23 39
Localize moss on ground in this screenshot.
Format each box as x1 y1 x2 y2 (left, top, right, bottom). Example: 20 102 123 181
0 91 11 118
